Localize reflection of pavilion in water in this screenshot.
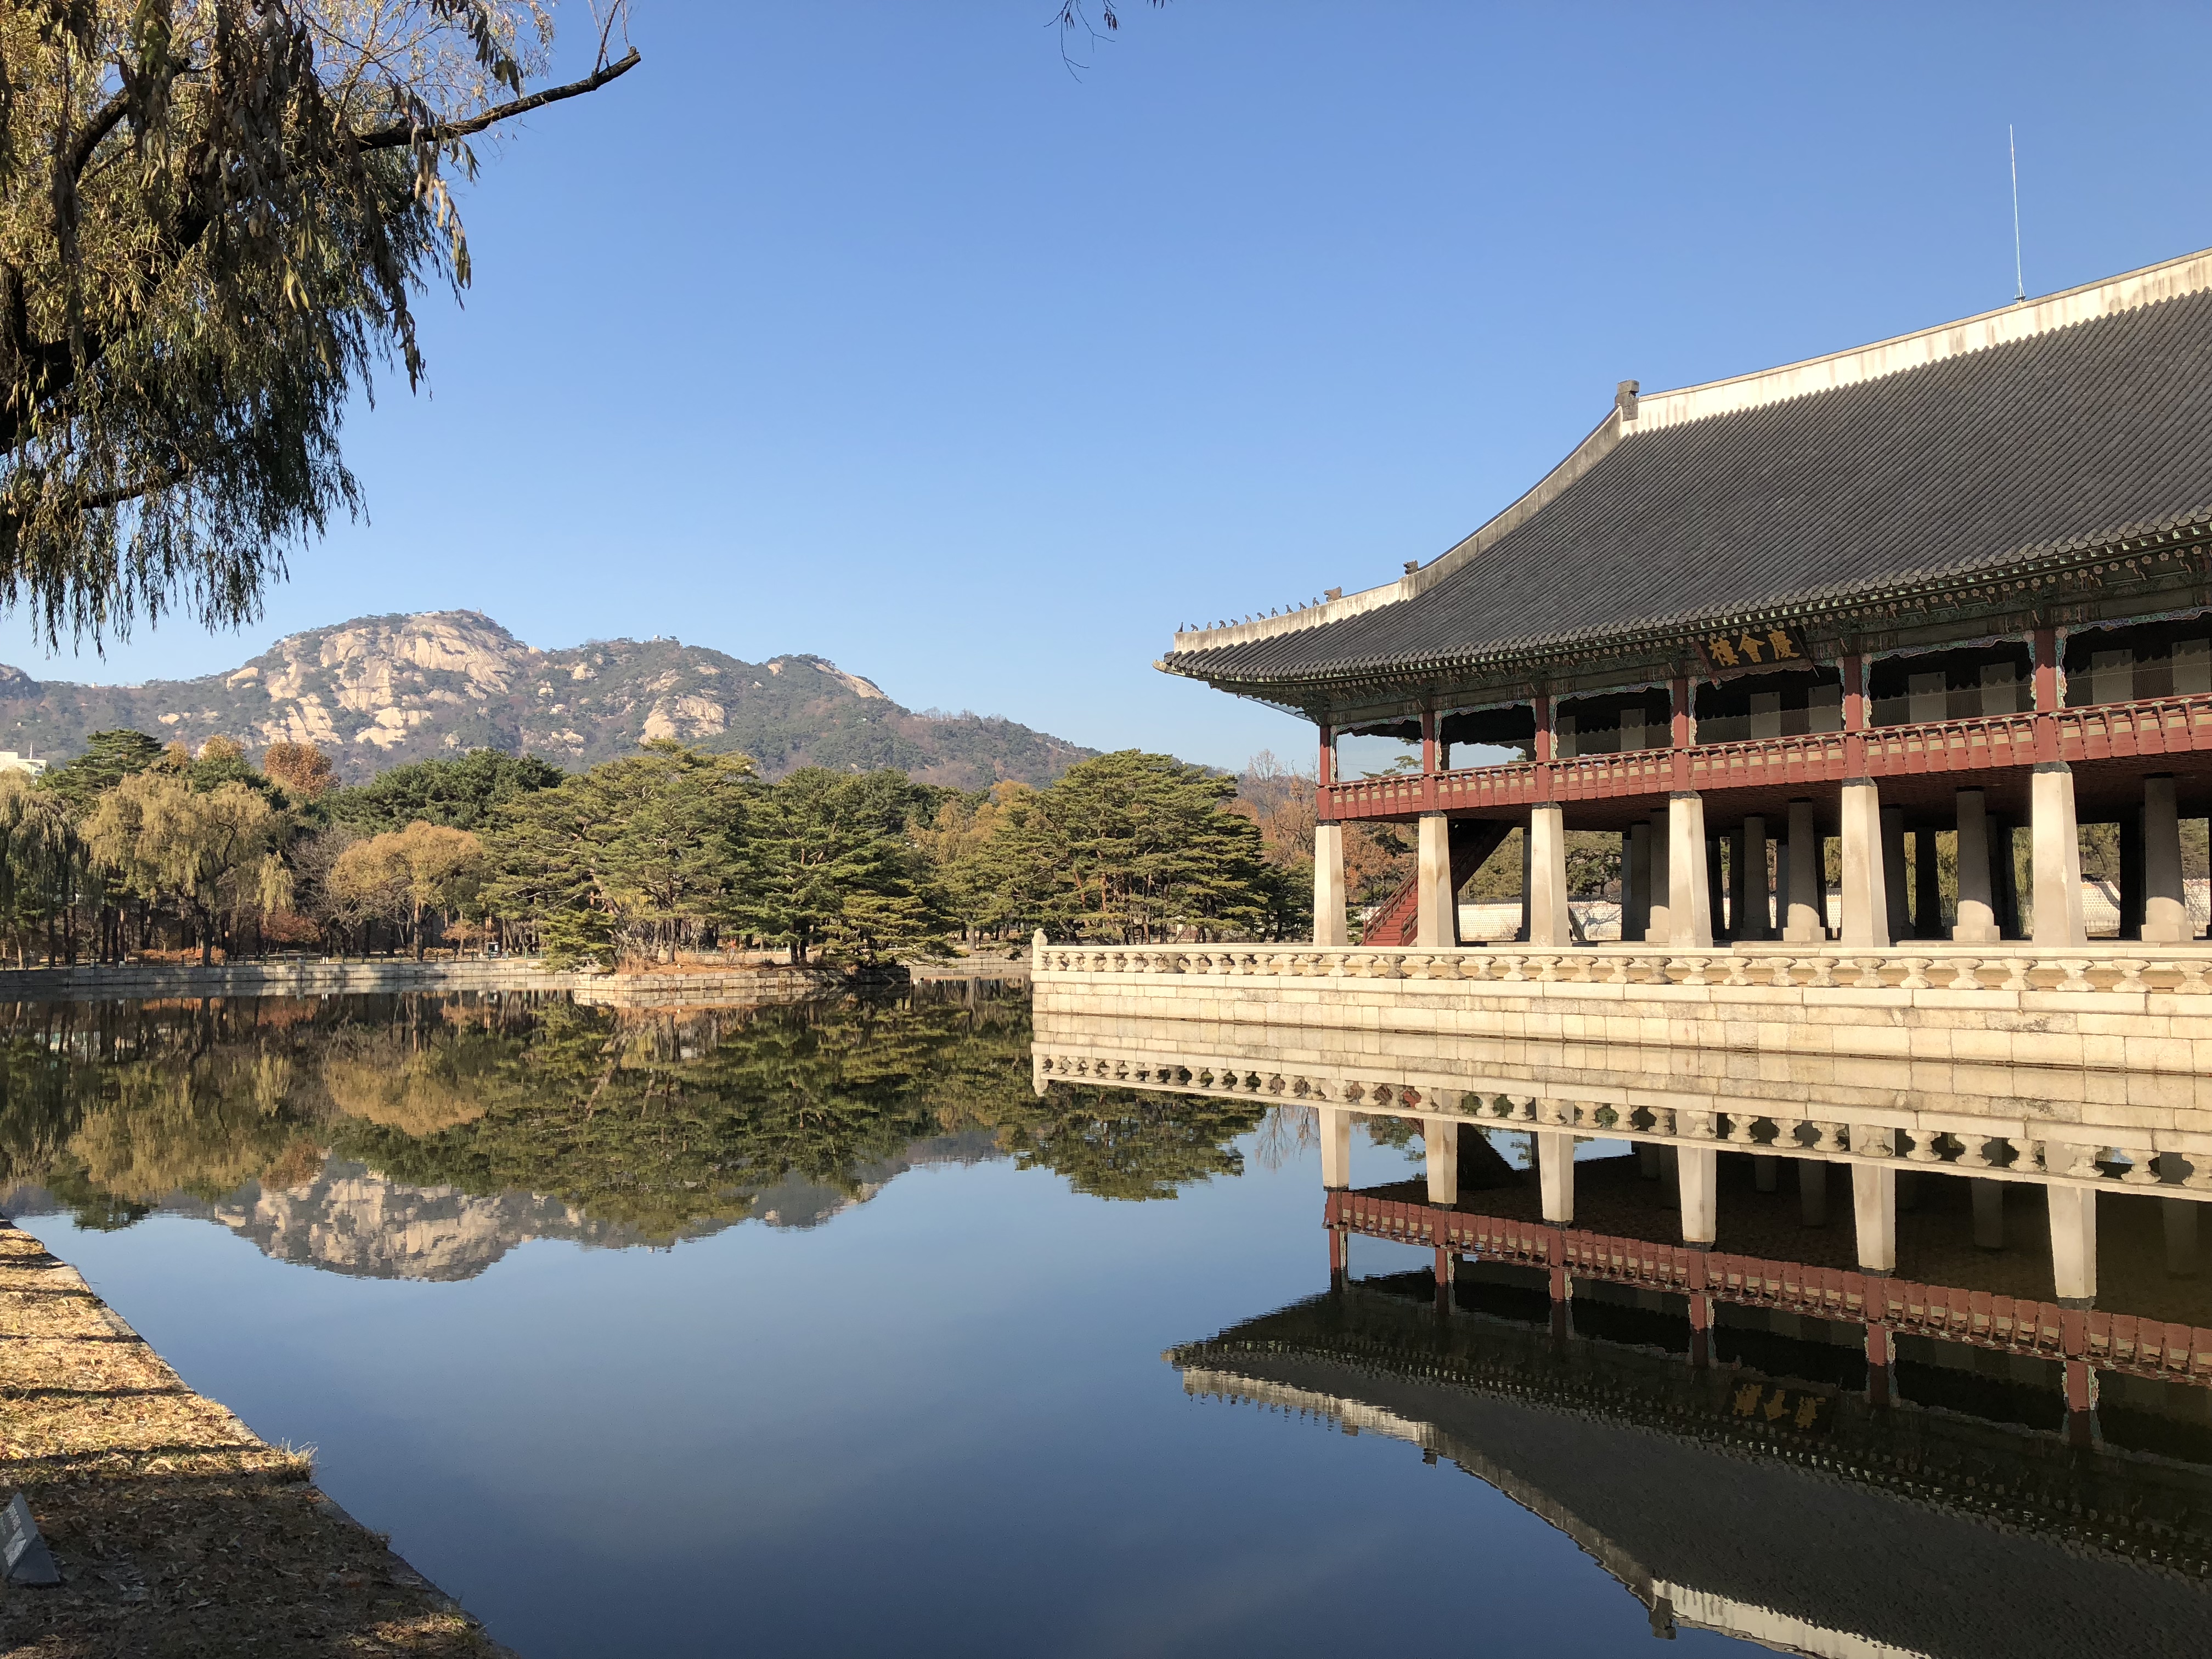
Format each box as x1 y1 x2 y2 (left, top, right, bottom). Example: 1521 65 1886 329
1058 1014 2212 1651
1171 1266 2212 1657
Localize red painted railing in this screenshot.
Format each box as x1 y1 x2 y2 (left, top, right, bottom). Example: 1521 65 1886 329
1325 1190 2212 1385
1321 693 2212 821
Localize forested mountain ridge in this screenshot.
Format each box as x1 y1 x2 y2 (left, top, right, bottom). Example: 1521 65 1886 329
0 611 1095 786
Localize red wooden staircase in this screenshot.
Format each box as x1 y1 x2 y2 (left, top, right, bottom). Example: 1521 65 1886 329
1358 820 1514 945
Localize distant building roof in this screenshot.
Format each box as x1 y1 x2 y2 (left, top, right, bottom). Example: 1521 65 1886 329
1163 249 2212 701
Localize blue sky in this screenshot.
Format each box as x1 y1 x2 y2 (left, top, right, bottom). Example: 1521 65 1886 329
27 2 2212 770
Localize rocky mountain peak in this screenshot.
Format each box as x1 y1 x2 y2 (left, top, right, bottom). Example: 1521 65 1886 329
0 611 1093 787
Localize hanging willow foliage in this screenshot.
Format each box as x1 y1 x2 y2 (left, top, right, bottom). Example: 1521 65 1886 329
0 0 637 646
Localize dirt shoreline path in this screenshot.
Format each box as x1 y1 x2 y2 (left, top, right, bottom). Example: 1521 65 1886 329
0 1220 510 1657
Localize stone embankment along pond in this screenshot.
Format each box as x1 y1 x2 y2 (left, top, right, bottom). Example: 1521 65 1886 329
0 956 904 1006
0 1220 512 1655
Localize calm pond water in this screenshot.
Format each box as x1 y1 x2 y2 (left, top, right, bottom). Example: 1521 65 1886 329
3 986 2210 1657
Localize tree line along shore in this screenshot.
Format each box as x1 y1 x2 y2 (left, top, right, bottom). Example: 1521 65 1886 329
0 733 1330 972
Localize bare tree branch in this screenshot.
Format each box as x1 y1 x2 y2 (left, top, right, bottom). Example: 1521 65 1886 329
352 47 640 151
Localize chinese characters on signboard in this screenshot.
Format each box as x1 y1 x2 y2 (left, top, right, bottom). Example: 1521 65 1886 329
1697 624 1808 674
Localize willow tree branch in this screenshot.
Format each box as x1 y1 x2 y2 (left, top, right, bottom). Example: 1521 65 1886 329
351 48 640 151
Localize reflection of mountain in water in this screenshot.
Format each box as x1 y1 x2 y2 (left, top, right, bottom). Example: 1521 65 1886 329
3 1129 1012 1280
0 989 1251 1275
217 1164 664 1280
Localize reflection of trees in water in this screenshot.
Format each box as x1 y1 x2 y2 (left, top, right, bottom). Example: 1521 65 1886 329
0 990 1270 1237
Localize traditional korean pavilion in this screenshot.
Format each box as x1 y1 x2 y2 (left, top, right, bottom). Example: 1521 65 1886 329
1160 249 2212 950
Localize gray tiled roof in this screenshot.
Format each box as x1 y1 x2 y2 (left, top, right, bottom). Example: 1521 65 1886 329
1166 287 2212 690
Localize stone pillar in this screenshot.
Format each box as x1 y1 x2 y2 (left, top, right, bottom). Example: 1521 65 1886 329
1991 815 2022 939
1739 815 1770 940
1516 821 1534 942
2049 1183 2097 1305
1726 826 1747 942
1784 798 1824 942
2120 807 2146 940
1706 833 1728 943
1838 780 1891 947
1677 1146 1717 1245
2145 775 2190 944
1624 823 1650 942
1312 821 1349 946
1424 1118 1459 1207
1537 1131 1574 1224
1799 1160 1829 1227
1881 805 1910 944
2031 763 2087 945
1753 1155 1779 1193
2165 1199 2199 1278
1319 1106 1351 1191
1415 812 1457 948
1852 1163 1897 1273
1913 827 1942 938
1527 803 1571 948
1972 1179 2005 1250
1667 793 1714 947
1638 1143 1664 1180
1645 808 1673 943
1953 789 2000 943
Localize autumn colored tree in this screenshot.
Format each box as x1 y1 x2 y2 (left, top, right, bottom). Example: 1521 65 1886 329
329 820 484 958
262 741 335 802
83 772 291 964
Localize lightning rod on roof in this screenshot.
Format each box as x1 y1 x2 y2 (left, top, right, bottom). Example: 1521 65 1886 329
2009 124 2025 303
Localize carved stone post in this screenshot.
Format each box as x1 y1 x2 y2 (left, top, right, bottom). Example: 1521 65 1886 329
1424 1118 1459 1207
1312 821 1349 947
1319 1105 1352 1191
1953 788 2000 943
1784 798 1824 942
1799 1160 1828 1227
1538 1130 1575 1224
1852 1163 1897 1273
1972 1179 2005 1250
1881 805 1910 944
1527 803 1571 948
1677 1146 1717 1245
2049 1183 2098 1305
2032 763 2087 945
1739 814 1770 940
1838 780 1890 947
1624 822 1650 942
1415 812 1456 948
2145 774 2190 944
1667 793 1713 948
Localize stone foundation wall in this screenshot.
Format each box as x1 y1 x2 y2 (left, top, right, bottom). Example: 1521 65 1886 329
1032 942 2212 1163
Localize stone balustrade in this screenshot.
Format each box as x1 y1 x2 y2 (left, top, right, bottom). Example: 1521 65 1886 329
1029 1041 2212 1195
1034 938 2212 996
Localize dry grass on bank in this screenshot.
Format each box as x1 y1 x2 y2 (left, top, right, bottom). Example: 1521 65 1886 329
0 1222 507 1658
